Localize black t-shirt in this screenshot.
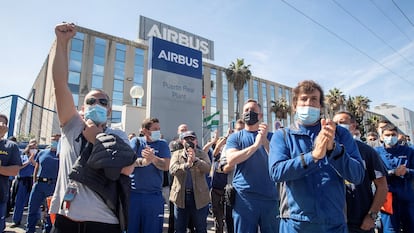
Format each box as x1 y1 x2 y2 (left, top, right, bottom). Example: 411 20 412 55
346 140 387 228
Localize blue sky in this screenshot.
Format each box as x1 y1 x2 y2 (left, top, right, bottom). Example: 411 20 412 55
1 0 414 111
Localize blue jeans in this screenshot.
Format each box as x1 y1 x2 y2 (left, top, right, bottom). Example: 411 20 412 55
174 192 208 233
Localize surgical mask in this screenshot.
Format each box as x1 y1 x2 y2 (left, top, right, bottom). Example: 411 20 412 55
243 111 259 126
150 130 161 141
29 149 38 155
50 141 58 149
295 106 320 125
338 124 350 131
353 135 361 141
84 105 107 124
383 136 398 146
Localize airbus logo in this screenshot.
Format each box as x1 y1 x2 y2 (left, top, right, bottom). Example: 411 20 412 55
158 50 199 68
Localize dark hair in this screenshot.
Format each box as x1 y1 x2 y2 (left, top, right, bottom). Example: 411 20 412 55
0 114 8 125
335 111 356 124
381 123 397 134
367 131 378 137
141 118 159 130
292 80 324 109
8 136 16 142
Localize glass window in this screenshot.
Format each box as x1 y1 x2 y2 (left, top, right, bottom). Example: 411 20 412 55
94 43 106 57
68 71 80 85
244 83 249 102
111 110 122 123
72 93 79 109
262 83 268 124
92 64 104 76
70 50 82 61
95 37 106 45
68 83 79 93
71 39 83 52
94 56 105 66
116 43 126 51
278 87 283 98
114 68 125 80
91 75 103 89
74 32 84 40
116 50 126 62
69 59 82 72
114 80 124 92
253 80 259 100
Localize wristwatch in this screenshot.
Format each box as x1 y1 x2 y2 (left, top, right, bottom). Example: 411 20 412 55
368 211 378 220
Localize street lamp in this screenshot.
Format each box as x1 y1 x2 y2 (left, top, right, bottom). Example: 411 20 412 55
129 85 144 106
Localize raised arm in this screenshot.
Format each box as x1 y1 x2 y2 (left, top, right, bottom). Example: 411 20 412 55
52 23 78 126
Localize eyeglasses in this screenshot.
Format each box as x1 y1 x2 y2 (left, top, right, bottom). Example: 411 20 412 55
185 136 196 141
85 98 108 107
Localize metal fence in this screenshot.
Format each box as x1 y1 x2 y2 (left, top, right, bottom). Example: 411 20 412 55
0 95 60 145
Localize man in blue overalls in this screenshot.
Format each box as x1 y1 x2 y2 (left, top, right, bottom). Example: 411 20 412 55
128 118 171 233
375 123 414 233
11 139 37 227
26 134 60 233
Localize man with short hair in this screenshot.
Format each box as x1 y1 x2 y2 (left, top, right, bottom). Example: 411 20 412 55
169 131 211 233
128 118 171 233
225 99 279 233
269 80 364 233
49 22 136 233
0 114 21 232
333 111 388 233
375 123 414 232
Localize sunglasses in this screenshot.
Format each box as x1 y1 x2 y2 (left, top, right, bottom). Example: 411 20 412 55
185 136 196 141
85 98 108 107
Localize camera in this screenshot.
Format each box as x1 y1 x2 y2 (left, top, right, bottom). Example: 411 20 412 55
184 141 195 149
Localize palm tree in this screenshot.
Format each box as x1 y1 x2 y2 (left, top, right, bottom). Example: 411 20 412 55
346 95 371 136
325 88 345 118
270 98 291 126
225 58 252 120
366 115 381 133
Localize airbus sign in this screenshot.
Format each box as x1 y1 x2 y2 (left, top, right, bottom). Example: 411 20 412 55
139 15 214 60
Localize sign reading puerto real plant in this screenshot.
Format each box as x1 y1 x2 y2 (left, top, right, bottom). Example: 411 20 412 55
147 36 203 141
139 15 214 60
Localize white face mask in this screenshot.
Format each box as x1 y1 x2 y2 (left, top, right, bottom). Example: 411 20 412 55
338 124 350 131
29 149 38 155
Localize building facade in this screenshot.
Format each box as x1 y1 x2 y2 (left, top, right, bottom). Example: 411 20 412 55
18 21 293 143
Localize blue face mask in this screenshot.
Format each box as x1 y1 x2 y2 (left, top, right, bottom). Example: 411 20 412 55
295 106 320 125
84 105 107 124
50 141 58 149
150 130 161 141
383 136 398 146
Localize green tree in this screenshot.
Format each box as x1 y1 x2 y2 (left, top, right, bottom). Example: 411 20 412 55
270 98 291 126
366 115 381 133
346 95 371 136
225 58 252 120
325 88 346 118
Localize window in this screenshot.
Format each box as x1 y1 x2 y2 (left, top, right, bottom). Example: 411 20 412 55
92 37 106 90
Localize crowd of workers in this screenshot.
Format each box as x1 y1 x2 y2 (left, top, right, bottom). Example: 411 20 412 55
0 22 414 233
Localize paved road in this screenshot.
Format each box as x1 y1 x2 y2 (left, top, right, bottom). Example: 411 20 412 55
4 204 216 233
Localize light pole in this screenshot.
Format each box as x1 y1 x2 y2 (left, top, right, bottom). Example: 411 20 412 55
129 85 144 106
